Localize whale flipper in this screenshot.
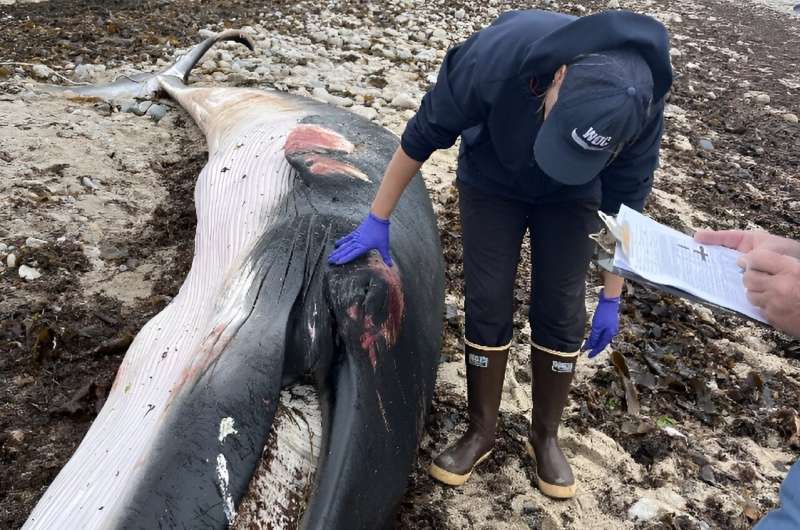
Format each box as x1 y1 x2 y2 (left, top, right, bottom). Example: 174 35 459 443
117 218 317 529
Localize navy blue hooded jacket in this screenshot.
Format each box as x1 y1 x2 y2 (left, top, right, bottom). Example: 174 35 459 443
400 10 673 214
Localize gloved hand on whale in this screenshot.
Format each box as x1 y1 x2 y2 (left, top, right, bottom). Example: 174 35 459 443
328 147 423 266
328 212 393 266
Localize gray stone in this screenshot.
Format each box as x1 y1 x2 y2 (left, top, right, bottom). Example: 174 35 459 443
431 28 448 40
118 100 139 114
146 104 168 122
755 94 770 104
391 93 417 110
74 64 95 82
783 113 798 124
31 64 53 80
455 8 466 19
135 100 151 116
0 243 7 253
698 138 714 150
351 105 379 121
673 135 692 152
82 176 100 190
25 237 47 248
19 264 42 281
628 498 662 522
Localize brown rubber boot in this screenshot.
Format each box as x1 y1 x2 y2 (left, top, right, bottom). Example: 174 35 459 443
525 346 578 499
429 344 509 486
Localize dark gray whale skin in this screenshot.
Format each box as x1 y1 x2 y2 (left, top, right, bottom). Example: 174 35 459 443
117 95 445 529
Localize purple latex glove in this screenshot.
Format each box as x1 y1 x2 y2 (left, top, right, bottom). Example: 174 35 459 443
583 290 621 358
328 212 393 266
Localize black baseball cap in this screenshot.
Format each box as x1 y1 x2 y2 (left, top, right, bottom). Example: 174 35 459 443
534 49 654 186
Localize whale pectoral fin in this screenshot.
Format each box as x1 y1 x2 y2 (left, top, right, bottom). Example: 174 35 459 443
118 220 314 529
301 255 420 529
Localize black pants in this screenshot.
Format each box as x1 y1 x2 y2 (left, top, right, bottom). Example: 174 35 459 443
458 180 600 354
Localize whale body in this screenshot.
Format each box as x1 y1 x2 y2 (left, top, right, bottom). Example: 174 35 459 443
24 31 444 530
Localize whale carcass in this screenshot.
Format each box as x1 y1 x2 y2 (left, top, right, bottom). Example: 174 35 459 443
24 30 445 530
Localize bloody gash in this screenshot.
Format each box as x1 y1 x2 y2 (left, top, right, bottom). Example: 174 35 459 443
24 31 444 530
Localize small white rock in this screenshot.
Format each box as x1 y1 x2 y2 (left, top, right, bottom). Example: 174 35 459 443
351 105 379 121
755 94 770 104
82 176 100 190
19 265 42 281
390 93 418 110
25 237 47 249
0 243 7 253
628 498 662 522
783 113 798 124
431 28 448 40
673 135 693 152
31 64 53 80
455 8 466 19
669 48 682 58
74 64 95 82
7 253 17 268
607 0 620 8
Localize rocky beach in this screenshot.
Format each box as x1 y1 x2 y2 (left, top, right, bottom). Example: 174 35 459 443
1 0 799 528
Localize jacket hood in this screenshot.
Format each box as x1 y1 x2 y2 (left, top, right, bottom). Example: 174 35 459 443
519 10 673 101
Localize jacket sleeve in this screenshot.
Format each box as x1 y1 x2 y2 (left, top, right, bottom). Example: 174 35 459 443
400 34 490 163
598 102 665 214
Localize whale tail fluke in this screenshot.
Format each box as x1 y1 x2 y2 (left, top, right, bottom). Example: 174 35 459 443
43 30 254 102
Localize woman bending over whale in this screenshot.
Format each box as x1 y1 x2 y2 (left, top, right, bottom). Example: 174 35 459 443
329 9 672 499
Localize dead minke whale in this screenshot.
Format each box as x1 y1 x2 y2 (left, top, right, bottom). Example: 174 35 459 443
23 30 445 530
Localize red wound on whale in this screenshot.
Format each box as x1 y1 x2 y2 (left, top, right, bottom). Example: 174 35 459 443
284 124 354 155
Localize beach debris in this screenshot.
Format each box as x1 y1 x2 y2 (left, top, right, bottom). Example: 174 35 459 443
19 264 42 280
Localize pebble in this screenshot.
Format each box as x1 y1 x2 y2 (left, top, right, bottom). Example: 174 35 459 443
0 243 7 253
455 8 466 19
707 91 717 100
8 430 25 444
673 135 693 152
698 138 714 151
669 48 682 58
74 64 104 82
351 105 379 121
118 99 139 114
146 104 168 122
431 28 448 40
7 253 17 268
755 94 770 104
783 113 798 124
82 176 100 190
628 498 662 522
19 264 42 281
607 0 621 8
31 64 53 80
134 100 153 116
25 237 47 248
391 93 417 110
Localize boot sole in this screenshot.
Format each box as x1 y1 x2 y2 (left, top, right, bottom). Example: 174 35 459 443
429 450 493 486
525 439 577 499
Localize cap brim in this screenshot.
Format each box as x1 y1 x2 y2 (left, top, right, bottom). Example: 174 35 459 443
534 111 613 186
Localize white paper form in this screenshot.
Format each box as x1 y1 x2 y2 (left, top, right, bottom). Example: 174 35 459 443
609 205 767 323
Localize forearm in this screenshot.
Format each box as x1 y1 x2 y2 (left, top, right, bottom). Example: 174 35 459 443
602 270 624 298
370 147 423 219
